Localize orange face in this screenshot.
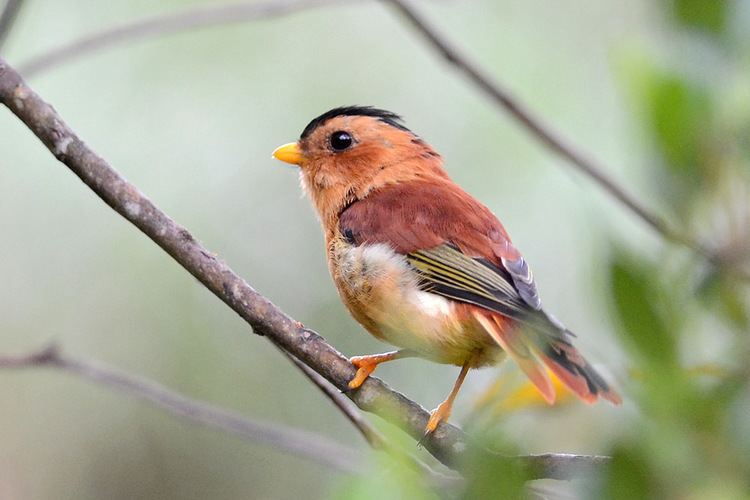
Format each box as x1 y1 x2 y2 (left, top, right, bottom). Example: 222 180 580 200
273 111 445 223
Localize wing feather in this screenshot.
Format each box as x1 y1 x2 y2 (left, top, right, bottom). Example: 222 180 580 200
338 180 560 333
408 244 566 338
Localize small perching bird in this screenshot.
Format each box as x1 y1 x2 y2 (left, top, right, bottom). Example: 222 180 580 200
273 106 621 435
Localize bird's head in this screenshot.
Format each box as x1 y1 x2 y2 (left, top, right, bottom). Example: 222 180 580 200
272 106 446 224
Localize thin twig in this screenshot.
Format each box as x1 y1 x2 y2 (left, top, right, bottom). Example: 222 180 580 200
0 56 608 479
282 347 456 481
385 0 734 262
17 0 351 78
0 344 362 473
281 348 453 480
386 0 670 236
390 0 750 281
280 346 385 449
0 0 24 50
515 453 611 481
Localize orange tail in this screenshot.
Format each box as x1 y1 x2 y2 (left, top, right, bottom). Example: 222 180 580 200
473 311 621 406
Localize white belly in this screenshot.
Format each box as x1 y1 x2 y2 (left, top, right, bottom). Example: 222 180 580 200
332 242 501 366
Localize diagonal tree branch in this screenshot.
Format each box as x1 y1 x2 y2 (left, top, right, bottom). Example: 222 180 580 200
386 0 750 281
0 56 608 480
17 0 352 78
385 0 671 237
0 344 362 473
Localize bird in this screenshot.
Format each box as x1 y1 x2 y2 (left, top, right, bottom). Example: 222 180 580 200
272 106 621 435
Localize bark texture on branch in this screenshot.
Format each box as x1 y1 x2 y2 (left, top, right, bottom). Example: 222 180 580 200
0 56 608 479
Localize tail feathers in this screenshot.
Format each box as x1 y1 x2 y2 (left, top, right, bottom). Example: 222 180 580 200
539 340 622 405
473 312 556 404
474 311 621 406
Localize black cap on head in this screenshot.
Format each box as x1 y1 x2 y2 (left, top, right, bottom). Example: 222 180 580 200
300 106 411 139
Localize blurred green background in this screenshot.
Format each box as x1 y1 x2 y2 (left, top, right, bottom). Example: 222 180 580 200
1 0 748 498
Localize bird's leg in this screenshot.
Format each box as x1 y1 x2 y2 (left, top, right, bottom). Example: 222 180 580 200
424 361 472 435
348 350 414 389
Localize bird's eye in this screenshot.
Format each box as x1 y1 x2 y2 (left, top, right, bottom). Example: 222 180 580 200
329 131 353 151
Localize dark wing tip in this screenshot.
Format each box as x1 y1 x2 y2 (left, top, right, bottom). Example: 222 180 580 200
300 105 411 139
542 342 622 405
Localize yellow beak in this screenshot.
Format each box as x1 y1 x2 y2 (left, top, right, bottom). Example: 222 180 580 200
272 142 305 166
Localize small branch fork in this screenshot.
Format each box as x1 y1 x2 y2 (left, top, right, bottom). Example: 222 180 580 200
281 348 386 449
0 57 607 480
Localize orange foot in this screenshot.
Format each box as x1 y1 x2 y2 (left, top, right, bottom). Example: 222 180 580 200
348 351 409 389
425 398 454 434
422 361 472 438
348 353 394 389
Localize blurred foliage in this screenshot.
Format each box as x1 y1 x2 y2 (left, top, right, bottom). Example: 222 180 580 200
593 3 750 489
621 54 715 210
645 71 711 187
601 250 749 499
471 370 574 420
668 0 730 36
609 252 679 371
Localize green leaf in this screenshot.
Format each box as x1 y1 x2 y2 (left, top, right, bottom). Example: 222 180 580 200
459 447 528 500
616 50 713 202
668 0 730 36
608 251 677 368
645 71 711 179
697 270 750 331
333 458 441 500
603 444 658 500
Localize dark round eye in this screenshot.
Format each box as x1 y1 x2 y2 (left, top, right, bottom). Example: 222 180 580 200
329 131 353 151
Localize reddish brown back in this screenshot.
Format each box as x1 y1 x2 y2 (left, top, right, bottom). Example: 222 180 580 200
338 179 521 264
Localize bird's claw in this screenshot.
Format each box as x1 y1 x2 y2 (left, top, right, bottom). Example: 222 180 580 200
347 356 379 390
340 384 355 394
417 430 433 449
416 407 443 448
